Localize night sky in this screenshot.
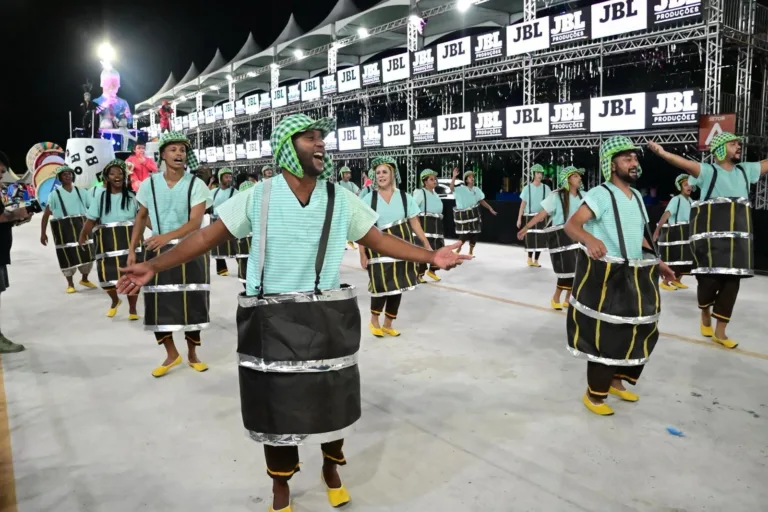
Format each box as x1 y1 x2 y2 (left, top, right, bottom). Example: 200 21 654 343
1 0 378 172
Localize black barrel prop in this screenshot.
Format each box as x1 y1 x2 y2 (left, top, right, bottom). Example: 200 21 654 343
93 220 142 288
658 221 693 274
235 234 252 284
50 215 94 271
237 180 361 445
546 225 580 278
690 197 754 277
417 210 444 274
523 214 549 252
453 205 482 235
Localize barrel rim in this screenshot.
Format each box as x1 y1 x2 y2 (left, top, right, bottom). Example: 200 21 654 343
144 283 211 293
50 214 87 222
247 423 357 446
567 346 650 367
691 267 754 276
144 322 211 332
416 212 443 219
379 217 411 230
692 196 751 208
661 221 690 228
549 243 580 254
95 248 143 260
94 221 135 229
238 352 358 373
55 240 94 249
690 231 752 241
657 240 690 246
571 297 660 325
237 286 357 308
577 245 659 267
453 205 481 213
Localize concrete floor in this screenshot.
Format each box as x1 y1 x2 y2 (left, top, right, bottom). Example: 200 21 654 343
1 222 767 512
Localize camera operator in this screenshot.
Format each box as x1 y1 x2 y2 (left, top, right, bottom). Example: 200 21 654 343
0 151 32 353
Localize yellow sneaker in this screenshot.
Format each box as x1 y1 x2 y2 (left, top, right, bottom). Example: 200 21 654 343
712 335 738 349
369 324 384 338
128 313 140 321
322 472 351 508
532 260 541 267
426 270 441 282
79 280 97 289
670 280 688 289
66 286 76 294
700 323 714 338
188 361 209 372
268 505 292 512
526 258 534 266
660 282 677 291
550 299 563 311
381 326 401 337
217 270 229 277
609 387 639 402
106 300 123 318
151 355 182 378
582 394 614 416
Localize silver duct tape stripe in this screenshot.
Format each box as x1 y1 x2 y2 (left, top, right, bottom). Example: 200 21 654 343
234 254 250 259
95 248 142 260
691 267 754 276
453 218 478 224
55 241 94 249
368 256 404 265
143 284 212 292
657 240 690 246
526 229 548 234
661 221 690 228
567 346 649 367
50 214 87 222
549 243 581 254
238 352 359 373
94 221 135 229
455 228 481 234
144 322 211 332
555 272 575 279
238 278 247 284
570 298 660 325
424 233 444 239
247 422 357 447
692 197 751 208
59 262 94 272
666 260 694 266
690 231 752 241
238 287 357 307
454 206 479 213
378 218 409 230
417 212 443 219
578 245 659 267
98 280 119 288
371 285 418 297
542 224 565 234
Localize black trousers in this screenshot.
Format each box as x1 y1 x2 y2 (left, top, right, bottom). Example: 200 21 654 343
154 330 201 345
696 275 741 323
459 233 478 246
215 258 228 275
586 362 644 400
371 294 402 319
528 251 541 260
556 277 574 291
264 439 345 483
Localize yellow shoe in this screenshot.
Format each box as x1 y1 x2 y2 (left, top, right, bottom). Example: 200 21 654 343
550 299 563 311
217 270 229 276
582 394 614 416
128 313 140 321
106 299 123 318
79 280 97 289
268 505 292 512
322 472 351 508
188 361 209 372
526 258 534 266
417 275 427 284
660 282 677 291
609 387 639 402
381 326 401 337
347 241 357 249
151 355 182 378
426 270 441 282
671 280 688 289
700 323 714 338
369 324 384 338
532 260 541 267
712 335 738 349
66 286 76 294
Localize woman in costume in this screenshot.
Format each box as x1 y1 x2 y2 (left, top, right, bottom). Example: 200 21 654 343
449 167 497 257
39 165 97 293
652 174 694 291
517 164 552 267
359 157 431 337
413 169 445 282
79 160 141 319
517 166 584 310
358 170 374 200
129 131 213 378
209 167 238 276
233 179 255 288
126 138 158 192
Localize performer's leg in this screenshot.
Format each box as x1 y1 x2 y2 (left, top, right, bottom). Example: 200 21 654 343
712 276 741 346
215 258 228 276
456 234 469 253
264 445 300 510
613 366 645 388
154 332 181 368
586 362 615 405
468 234 478 256
78 262 95 287
382 294 402 330
696 275 717 337
321 439 350 506
62 267 77 291
104 286 121 316
127 294 139 318
370 296 385 329
185 331 207 369
554 277 573 305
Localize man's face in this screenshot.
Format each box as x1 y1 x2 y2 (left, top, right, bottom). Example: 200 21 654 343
135 144 145 157
681 180 692 195
221 173 232 187
342 172 351 182
162 143 187 169
59 171 74 185
611 151 640 184
292 129 326 177
534 171 543 182
725 140 742 162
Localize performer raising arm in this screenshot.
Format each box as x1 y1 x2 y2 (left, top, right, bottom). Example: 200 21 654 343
116 114 468 512
449 167 497 257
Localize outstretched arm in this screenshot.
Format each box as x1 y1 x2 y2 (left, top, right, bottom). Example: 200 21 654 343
357 227 469 269
647 141 701 177
479 199 497 215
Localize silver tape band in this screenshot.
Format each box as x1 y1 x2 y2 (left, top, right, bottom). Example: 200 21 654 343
378 218 410 230
665 260 694 266
661 221 690 228
692 197 751 208
570 297 660 325
690 231 752 241
238 352 358 373
247 423 357 447
567 346 649 367
549 243 580 254
417 212 443 219
143 284 211 292
424 233 444 239
95 248 143 260
691 267 754 276
555 272 575 279
55 240 94 249
238 287 357 307
143 322 211 332
657 240 691 246
95 221 135 229
578 245 659 267
370 285 417 297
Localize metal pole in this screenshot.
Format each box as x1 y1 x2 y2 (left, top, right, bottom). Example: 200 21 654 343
92 111 96 138
69 111 73 138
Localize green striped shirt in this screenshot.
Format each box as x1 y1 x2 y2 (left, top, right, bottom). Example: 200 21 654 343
695 161 760 199
217 175 378 295
136 173 212 234
211 186 238 217
664 195 692 224
541 190 583 226
454 185 485 210
47 186 90 219
338 180 360 194
85 189 138 223
412 188 444 215
520 182 551 214
583 183 650 260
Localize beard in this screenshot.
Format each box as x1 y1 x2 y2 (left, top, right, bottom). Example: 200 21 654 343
616 167 639 184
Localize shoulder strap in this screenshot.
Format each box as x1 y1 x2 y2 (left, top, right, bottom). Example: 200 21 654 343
100 188 107 219
55 189 68 217
422 189 427 215
557 190 567 220
527 184 532 214
672 195 679 224
542 184 547 202
631 189 658 257
229 187 235 199
257 179 272 297
735 164 749 196
601 184 629 261
371 190 378 216
313 182 336 294
400 189 407 219
213 188 220 201
149 175 162 234
704 164 718 201
187 175 195 221
75 187 85 210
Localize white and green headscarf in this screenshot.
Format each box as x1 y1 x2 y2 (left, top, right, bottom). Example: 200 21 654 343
675 173 691 191
338 166 352 179
369 156 400 189
156 131 199 171
239 180 255 192
218 167 233 179
709 132 741 162
599 136 642 181
271 114 336 179
419 169 438 187
558 165 584 189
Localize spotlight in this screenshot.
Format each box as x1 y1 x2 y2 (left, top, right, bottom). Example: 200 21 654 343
457 0 474 12
226 74 233 81
294 49 305 59
247 71 257 77
408 15 423 25
97 42 116 64
358 27 370 39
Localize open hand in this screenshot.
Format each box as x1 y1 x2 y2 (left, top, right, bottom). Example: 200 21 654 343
144 233 170 251
517 228 527 241
452 167 459 179
659 262 676 283
116 263 156 295
516 218 522 229
490 209 498 216
78 234 88 246
431 242 472 270
647 140 664 156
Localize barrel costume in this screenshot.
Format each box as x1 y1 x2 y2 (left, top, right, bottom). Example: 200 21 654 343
210 168 239 276
540 166 583 293
568 137 661 410
234 180 255 286
215 115 377 506
136 133 212 346
413 169 445 280
520 164 552 262
690 133 761 330
362 157 421 324
46 166 95 279
658 174 694 277
452 171 485 255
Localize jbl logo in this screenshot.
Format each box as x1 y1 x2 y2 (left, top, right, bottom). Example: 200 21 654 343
364 64 378 76
386 56 406 72
598 98 636 117
388 124 406 137
440 42 466 59
552 12 585 34
551 103 584 122
475 112 502 129
598 0 638 22
274 90 284 99
414 50 433 67
652 91 697 114
341 129 358 141
511 107 544 124
341 69 356 83
442 117 467 131
511 21 544 42
414 120 433 134
475 32 502 52
655 0 697 11
303 81 317 92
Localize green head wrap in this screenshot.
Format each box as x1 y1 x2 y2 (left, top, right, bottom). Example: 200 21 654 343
261 165 273 174
558 166 584 189
102 159 127 175
218 167 233 179
239 180 255 192
419 169 438 187
709 132 741 162
599 136 642 181
369 156 400 188
338 166 352 179
271 114 336 179
55 165 75 179
156 131 199 171
675 173 692 191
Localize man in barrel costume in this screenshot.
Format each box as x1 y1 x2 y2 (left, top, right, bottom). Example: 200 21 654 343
649 133 768 348
337 166 360 249
116 114 469 512
565 136 675 416
39 165 98 293
517 164 552 267
210 167 238 276
450 167 497 257
653 173 694 291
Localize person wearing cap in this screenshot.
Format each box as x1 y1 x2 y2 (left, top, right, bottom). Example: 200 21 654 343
128 131 213 378
40 165 97 293
261 165 274 180
210 167 238 276
565 136 675 416
78 159 140 320
652 173 694 291
449 167 497 257
116 114 468 512
517 164 552 267
517 166 584 310
338 167 360 249
413 168 445 282
648 132 768 348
